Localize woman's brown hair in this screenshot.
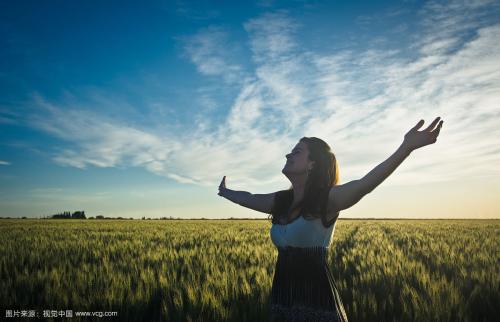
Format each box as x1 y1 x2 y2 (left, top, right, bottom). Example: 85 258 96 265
268 137 340 228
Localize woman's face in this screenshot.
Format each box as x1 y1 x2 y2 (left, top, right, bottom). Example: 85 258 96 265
282 141 314 175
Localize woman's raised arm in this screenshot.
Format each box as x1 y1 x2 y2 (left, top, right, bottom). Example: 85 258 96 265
357 116 444 195
328 117 444 212
218 176 276 214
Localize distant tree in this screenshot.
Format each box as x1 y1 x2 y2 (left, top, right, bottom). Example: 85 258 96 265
71 211 86 219
51 212 71 219
96 215 104 219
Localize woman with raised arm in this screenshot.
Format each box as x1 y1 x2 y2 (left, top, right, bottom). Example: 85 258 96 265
218 117 443 322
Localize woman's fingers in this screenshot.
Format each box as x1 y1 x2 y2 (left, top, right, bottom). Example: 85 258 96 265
424 117 441 132
218 176 228 196
218 176 226 194
412 119 425 132
432 120 443 138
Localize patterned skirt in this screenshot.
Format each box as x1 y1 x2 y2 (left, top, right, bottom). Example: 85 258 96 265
269 246 348 322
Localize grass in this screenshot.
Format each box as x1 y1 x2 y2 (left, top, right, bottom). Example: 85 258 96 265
0 219 498 322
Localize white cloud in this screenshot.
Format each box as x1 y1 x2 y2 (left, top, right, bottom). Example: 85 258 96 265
243 10 300 64
22 1 500 190
413 0 500 51
178 25 245 85
28 94 180 170
0 160 11 166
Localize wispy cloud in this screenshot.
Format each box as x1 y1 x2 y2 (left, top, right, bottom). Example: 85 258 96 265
413 0 500 52
27 94 181 172
244 10 301 64
177 25 246 85
21 0 500 189
0 160 11 166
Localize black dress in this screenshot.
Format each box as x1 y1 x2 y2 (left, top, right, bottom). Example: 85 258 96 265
269 245 349 322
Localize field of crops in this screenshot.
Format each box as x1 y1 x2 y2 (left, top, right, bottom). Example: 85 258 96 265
0 219 498 322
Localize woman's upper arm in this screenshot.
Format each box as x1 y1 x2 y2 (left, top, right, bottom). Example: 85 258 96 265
328 179 368 213
243 192 277 214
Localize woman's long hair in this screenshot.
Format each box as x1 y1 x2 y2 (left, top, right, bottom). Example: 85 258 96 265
268 137 340 228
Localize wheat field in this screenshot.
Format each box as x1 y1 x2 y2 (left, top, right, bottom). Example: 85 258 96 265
0 219 498 322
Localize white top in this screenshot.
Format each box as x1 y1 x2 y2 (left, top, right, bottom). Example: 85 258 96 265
270 215 337 248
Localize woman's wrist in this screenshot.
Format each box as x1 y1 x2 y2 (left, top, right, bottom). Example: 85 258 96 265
400 141 414 155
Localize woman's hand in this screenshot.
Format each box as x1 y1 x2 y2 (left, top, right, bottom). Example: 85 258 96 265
403 117 444 152
218 176 228 197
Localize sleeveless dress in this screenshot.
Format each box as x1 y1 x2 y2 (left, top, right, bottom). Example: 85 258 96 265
269 214 349 322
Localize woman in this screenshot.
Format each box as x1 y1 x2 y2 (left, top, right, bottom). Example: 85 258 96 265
218 117 444 322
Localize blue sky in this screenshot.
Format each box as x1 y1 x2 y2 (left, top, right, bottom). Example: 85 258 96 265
1 0 499 219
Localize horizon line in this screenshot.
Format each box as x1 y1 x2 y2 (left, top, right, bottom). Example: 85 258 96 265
0 217 498 220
